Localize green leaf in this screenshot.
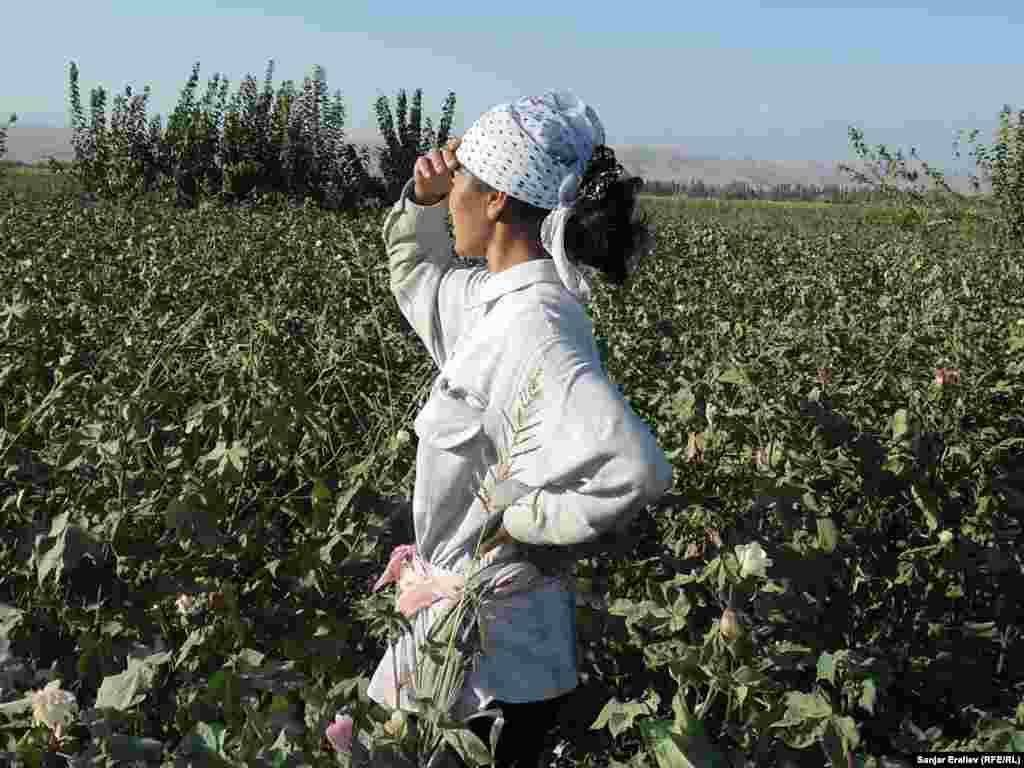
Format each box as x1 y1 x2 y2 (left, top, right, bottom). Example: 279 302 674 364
733 666 766 686
591 697 653 738
268 694 291 714
768 641 815 671
180 721 231 764
1005 730 1024 752
671 689 697 737
735 684 749 709
311 477 332 507
334 477 365 518
176 628 206 669
892 409 910 440
165 495 221 548
822 718 848 768
34 521 69 587
106 734 165 763
642 714 732 768
200 438 247 479
208 670 227 693
670 387 697 422
801 492 820 514
640 719 698 768
962 621 998 640
772 691 832 729
443 727 493 766
817 651 837 685
831 715 861 752
95 652 172 710
911 483 940 532
819 720 860 768
0 696 32 717
779 717 831 750
858 677 878 715
224 440 248 472
231 648 266 670
945 445 972 465
607 599 668 631
719 367 751 387
978 495 991 518
816 517 838 553
199 721 228 755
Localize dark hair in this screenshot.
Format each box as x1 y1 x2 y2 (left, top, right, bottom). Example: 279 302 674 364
469 145 651 287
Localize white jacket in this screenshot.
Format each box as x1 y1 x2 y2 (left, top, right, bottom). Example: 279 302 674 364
367 177 673 715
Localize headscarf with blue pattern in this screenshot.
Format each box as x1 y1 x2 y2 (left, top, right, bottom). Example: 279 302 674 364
455 89 606 304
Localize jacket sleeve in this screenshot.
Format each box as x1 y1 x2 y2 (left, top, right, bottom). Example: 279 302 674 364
492 336 674 547
383 177 489 369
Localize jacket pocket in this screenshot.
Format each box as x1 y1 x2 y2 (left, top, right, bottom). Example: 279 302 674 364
414 377 489 452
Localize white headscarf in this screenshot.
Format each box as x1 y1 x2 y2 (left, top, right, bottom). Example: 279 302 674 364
455 89 606 304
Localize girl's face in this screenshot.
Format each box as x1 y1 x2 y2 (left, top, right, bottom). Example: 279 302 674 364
448 166 493 260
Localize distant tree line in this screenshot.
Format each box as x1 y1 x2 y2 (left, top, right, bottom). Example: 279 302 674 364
640 177 891 204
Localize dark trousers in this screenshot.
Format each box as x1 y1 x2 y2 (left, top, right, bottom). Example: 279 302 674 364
464 692 571 768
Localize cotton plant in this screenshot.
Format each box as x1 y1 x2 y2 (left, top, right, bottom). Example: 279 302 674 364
666 541 777 727
330 366 549 767
713 541 774 646
595 539 778 737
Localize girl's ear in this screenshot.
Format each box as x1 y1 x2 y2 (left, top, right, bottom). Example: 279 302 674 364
484 190 504 222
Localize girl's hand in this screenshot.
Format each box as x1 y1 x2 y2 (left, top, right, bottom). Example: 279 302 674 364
480 525 514 556
413 137 462 205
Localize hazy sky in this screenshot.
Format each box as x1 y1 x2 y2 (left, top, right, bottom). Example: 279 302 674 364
5 0 1022 168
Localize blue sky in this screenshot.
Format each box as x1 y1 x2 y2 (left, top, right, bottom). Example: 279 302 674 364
5 0 1022 168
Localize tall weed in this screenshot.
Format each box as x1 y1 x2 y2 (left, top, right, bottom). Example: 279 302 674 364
0 112 15 177
839 107 1024 247
61 61 442 211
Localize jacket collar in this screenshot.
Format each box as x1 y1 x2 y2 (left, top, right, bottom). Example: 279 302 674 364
465 257 565 311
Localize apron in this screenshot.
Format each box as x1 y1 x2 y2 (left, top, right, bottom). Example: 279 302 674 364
366 542 574 721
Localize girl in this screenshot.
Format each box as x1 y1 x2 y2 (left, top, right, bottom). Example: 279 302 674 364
369 89 673 768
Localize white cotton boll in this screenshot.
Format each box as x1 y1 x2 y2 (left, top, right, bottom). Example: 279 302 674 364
734 542 772 579
29 681 78 732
